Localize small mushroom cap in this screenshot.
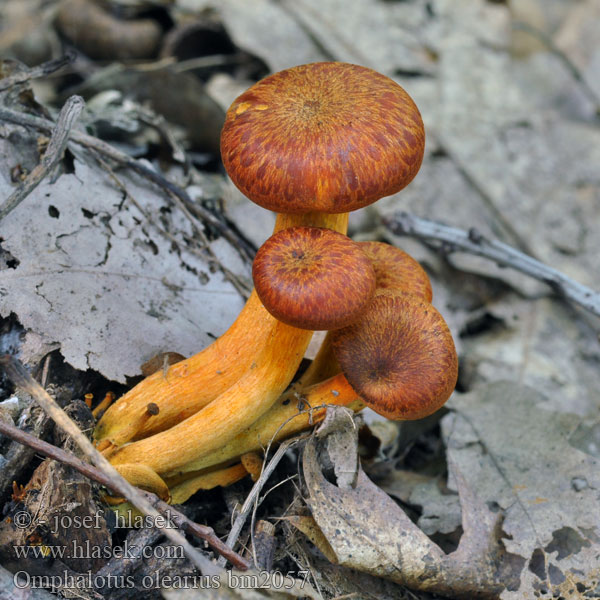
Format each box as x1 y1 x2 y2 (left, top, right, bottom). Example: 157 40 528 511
253 227 376 330
221 62 425 214
331 294 458 420
359 241 432 302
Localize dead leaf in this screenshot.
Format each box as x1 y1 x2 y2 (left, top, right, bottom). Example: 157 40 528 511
283 515 337 563
315 405 359 489
302 432 512 598
206 0 325 73
0 134 246 382
458 296 600 417
443 381 600 598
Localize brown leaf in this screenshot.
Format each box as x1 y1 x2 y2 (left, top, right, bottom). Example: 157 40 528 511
283 515 338 564
302 425 514 598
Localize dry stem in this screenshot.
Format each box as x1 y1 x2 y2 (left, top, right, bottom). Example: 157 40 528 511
0 354 244 574
384 212 600 319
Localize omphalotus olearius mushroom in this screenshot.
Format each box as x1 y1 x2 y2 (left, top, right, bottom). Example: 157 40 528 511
158 243 456 501
162 292 458 503
94 62 426 456
108 242 457 499
104 237 457 503
106 227 380 472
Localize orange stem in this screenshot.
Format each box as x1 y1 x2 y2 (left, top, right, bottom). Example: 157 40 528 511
94 212 348 444
163 373 364 478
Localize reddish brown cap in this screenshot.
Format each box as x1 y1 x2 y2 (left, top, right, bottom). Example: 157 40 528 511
221 62 425 214
359 241 432 302
253 227 376 330
331 294 457 420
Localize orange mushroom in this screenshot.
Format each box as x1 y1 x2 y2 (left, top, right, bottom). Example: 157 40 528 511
167 292 457 481
162 374 364 484
222 62 425 215
95 62 425 448
253 227 376 330
287 240 434 389
331 294 458 420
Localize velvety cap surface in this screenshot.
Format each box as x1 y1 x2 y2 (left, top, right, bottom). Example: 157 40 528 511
221 62 425 214
331 294 458 420
253 227 376 330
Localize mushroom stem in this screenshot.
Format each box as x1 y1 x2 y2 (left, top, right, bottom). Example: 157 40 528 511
109 318 315 473
163 373 364 478
240 451 264 481
94 212 349 444
168 463 249 504
110 463 171 502
91 391 115 418
108 463 249 516
96 402 160 456
276 332 339 408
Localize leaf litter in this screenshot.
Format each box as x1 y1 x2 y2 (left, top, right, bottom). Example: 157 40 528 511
1 0 600 598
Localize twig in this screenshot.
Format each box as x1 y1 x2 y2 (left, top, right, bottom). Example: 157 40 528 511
40 354 52 388
218 439 299 567
512 21 600 115
134 105 186 164
249 474 297 566
217 399 350 566
173 53 250 73
383 212 600 319
0 96 84 221
0 104 256 261
0 354 223 575
0 53 75 93
0 410 250 569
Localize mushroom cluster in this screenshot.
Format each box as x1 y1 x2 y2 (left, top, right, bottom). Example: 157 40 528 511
93 62 457 504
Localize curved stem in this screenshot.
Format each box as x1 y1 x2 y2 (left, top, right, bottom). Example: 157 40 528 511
168 463 249 504
95 212 348 444
109 318 314 472
164 373 363 477
111 463 170 502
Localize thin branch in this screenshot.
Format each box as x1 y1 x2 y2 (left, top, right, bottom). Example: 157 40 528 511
0 96 84 221
218 439 299 567
0 412 250 570
249 474 298 566
383 212 600 319
0 52 75 93
0 354 222 576
216 399 350 566
0 104 256 262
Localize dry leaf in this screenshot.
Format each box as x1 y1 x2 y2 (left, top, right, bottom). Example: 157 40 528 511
443 381 600 598
283 515 337 563
302 421 516 598
0 135 246 382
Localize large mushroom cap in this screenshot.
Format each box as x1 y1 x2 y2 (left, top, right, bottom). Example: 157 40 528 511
253 226 376 330
221 62 425 214
331 294 458 420
359 241 432 302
